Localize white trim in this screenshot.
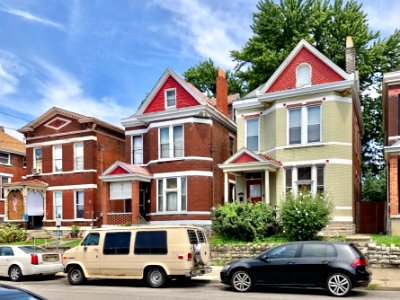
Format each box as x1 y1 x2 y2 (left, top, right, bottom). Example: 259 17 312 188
148 211 211 216
282 159 352 167
0 172 13 177
335 206 352 210
44 117 72 130
0 147 25 156
149 220 212 225
27 169 97 177
45 219 93 222
389 136 400 141
145 156 213 165
26 136 97 148
125 117 212 135
332 216 353 222
48 184 97 191
265 142 352 153
164 88 176 109
100 174 152 182
26 129 94 140
153 171 213 178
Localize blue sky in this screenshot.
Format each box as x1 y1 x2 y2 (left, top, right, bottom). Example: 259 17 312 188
0 0 399 139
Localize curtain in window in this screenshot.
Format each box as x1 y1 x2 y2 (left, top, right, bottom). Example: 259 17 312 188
247 118 259 151
289 109 301 144
308 106 321 142
54 145 62 172
166 192 177 211
76 191 84 218
173 126 183 157
133 136 143 164
160 128 170 158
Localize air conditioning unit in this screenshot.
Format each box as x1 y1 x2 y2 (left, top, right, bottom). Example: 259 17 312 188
32 168 41 175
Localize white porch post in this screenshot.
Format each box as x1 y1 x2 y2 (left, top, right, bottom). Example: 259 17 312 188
224 172 229 203
264 169 270 205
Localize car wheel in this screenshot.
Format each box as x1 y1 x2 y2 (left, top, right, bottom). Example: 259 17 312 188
231 270 252 292
68 266 86 285
327 273 352 297
147 268 167 288
9 265 22 282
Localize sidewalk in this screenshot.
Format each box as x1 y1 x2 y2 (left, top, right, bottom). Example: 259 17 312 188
194 266 400 291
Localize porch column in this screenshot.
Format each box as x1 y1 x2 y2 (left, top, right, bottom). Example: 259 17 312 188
264 170 270 205
42 189 47 221
102 182 110 225
132 181 140 224
4 187 8 221
224 173 229 203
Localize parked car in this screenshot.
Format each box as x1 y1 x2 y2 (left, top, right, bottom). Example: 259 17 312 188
63 225 212 287
0 245 63 281
0 283 47 300
220 241 371 297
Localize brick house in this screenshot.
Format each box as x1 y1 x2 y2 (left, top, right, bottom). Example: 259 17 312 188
100 69 236 226
219 38 363 234
383 68 400 234
4 107 125 229
0 126 26 223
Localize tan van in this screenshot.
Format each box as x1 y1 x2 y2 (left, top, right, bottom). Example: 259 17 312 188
62 225 211 287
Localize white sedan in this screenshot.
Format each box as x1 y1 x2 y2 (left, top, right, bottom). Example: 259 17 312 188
0 245 63 281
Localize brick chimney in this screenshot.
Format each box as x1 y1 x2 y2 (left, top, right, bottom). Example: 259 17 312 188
216 68 228 116
345 36 356 74
0 126 5 132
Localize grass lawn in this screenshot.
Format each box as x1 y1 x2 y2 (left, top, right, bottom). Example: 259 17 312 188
371 235 400 246
1 238 82 248
61 239 82 248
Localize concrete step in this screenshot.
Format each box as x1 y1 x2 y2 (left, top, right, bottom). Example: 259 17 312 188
26 229 53 239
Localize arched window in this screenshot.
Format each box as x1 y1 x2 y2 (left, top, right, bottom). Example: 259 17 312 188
296 64 311 87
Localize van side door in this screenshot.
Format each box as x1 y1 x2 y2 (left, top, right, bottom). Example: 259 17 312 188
77 233 101 275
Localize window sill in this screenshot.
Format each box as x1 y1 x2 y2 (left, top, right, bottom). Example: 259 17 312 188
157 157 185 162
0 163 12 167
284 142 323 150
148 212 188 216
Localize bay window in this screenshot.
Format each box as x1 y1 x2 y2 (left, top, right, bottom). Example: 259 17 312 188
157 177 187 213
159 125 183 159
285 165 325 196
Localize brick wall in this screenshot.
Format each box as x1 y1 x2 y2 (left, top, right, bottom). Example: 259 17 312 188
387 85 400 142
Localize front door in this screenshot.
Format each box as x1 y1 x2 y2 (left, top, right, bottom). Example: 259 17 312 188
246 180 262 203
139 182 150 219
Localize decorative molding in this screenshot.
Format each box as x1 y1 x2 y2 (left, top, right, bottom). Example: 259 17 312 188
282 159 352 167
47 184 97 191
153 171 213 178
27 169 97 177
26 136 97 148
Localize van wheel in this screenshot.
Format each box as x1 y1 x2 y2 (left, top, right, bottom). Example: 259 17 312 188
68 266 86 285
147 268 167 288
9 265 22 282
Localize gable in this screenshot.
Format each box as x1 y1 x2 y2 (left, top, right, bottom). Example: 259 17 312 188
232 152 258 163
109 166 129 175
33 114 83 136
267 47 345 93
144 75 201 114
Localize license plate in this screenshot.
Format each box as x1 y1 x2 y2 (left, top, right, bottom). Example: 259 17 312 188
43 254 59 262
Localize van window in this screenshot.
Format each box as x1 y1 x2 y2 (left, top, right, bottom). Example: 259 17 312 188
82 233 100 246
197 230 207 243
134 231 167 255
187 230 198 244
103 232 131 255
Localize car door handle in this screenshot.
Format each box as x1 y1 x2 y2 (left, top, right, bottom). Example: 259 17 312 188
287 261 296 264
321 260 331 264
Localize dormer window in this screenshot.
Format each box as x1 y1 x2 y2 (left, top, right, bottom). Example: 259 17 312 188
165 88 176 108
296 64 311 87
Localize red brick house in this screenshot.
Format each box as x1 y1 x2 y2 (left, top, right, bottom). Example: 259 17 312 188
100 69 236 226
383 69 400 234
4 108 125 229
0 126 26 223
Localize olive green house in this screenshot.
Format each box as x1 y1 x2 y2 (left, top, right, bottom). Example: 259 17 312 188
219 39 363 232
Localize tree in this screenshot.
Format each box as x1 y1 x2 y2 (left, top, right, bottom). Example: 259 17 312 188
183 59 247 97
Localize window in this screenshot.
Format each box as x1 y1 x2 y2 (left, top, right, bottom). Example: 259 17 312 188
33 148 42 173
157 177 187 212
53 145 62 172
267 243 299 259
134 231 167 255
54 191 63 219
81 233 99 246
110 182 132 213
296 64 311 87
1 176 10 199
0 151 10 165
165 88 176 108
229 136 235 156
246 118 259 151
285 165 325 195
288 105 321 145
307 106 321 143
103 232 131 255
159 125 184 159
0 247 14 256
132 136 143 165
74 142 84 170
289 108 301 144
301 243 337 258
75 191 84 219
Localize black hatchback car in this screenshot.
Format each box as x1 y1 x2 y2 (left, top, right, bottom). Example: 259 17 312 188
220 241 371 297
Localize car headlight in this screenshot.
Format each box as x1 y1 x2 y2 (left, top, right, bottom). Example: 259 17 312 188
223 264 231 272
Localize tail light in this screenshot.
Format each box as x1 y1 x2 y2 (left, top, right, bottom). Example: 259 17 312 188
187 252 193 261
31 254 39 265
352 258 367 266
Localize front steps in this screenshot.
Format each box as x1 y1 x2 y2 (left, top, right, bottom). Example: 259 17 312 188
320 221 356 238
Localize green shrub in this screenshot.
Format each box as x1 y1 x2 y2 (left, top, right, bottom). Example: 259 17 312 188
211 201 277 242
70 225 81 238
279 192 332 241
0 223 25 243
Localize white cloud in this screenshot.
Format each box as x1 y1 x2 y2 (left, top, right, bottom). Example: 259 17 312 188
152 0 255 69
363 0 400 35
0 6 65 31
0 51 25 96
34 62 130 127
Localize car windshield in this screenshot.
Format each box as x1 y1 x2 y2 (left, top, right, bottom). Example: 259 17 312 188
18 246 49 254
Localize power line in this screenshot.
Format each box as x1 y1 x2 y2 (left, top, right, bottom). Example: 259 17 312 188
0 110 31 123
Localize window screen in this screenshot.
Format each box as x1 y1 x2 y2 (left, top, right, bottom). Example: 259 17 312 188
134 231 167 255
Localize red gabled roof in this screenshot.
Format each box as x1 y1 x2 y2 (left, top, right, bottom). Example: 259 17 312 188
103 161 153 177
258 154 283 166
232 152 258 163
4 179 48 188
